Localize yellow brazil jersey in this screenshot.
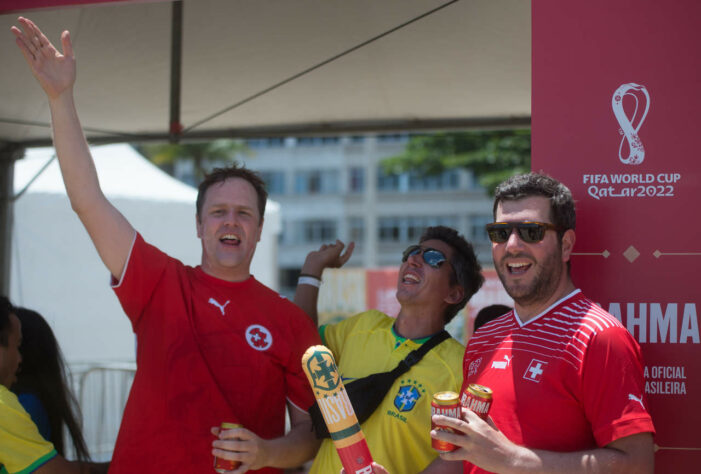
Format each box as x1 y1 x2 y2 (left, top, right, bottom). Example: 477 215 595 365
0 385 56 474
309 310 464 474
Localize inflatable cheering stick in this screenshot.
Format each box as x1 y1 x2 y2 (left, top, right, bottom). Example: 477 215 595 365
302 345 374 474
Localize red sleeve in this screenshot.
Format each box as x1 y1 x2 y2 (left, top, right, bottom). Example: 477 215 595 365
284 304 322 411
581 326 655 446
111 233 170 331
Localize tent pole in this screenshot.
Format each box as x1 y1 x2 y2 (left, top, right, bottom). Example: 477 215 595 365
0 144 24 296
169 0 184 143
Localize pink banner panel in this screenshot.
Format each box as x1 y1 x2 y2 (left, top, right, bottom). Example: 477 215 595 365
533 0 701 470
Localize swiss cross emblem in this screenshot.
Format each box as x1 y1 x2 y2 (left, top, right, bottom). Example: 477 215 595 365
523 359 547 383
245 325 273 351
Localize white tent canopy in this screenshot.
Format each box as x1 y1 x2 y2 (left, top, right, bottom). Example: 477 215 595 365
0 0 530 292
10 143 280 364
0 0 530 146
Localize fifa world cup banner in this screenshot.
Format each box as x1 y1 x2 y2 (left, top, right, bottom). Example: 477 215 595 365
533 1 700 470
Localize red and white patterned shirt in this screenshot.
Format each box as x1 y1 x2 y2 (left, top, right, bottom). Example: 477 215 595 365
461 290 654 473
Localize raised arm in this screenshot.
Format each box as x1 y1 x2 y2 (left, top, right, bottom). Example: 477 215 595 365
293 240 354 325
11 17 135 280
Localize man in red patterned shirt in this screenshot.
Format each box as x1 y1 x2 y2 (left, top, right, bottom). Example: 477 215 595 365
422 172 655 473
11 17 320 473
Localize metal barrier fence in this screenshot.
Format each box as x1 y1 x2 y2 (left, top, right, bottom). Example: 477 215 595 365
68 363 136 462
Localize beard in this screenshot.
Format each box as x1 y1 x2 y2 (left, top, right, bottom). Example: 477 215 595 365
496 248 564 308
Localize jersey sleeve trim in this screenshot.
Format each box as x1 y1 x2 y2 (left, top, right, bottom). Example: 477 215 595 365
595 416 656 447
110 230 138 289
319 325 328 345
13 449 57 474
286 397 309 414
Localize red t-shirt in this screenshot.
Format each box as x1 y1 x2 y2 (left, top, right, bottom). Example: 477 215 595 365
109 233 320 473
461 290 654 474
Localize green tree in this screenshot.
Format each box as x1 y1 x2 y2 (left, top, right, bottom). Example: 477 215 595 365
382 129 530 195
136 139 249 183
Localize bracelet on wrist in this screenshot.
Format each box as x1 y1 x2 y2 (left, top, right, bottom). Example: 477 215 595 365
298 275 321 288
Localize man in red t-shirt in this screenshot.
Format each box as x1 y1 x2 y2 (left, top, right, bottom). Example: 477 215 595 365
12 18 321 473
421 173 655 473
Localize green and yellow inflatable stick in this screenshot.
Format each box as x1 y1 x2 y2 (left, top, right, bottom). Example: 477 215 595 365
302 345 374 473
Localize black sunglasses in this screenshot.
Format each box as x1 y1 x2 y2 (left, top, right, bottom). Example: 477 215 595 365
401 245 449 269
485 221 559 244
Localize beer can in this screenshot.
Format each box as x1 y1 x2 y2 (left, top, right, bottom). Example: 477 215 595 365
462 383 493 420
214 422 242 473
431 391 461 453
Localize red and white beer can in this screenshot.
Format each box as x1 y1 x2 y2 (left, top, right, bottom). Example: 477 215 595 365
431 391 461 453
461 383 493 420
214 422 243 473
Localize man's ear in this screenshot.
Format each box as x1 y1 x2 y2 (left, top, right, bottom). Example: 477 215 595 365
445 285 465 306
257 217 264 242
196 214 203 239
561 229 576 263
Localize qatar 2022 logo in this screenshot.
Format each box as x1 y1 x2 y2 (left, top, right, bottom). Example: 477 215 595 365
612 83 650 165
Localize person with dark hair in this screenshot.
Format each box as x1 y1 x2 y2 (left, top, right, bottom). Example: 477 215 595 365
290 226 484 474
422 172 655 473
472 304 512 332
11 308 90 461
1 297 107 474
12 18 321 473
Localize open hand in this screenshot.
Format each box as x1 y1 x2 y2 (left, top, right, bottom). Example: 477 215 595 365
11 17 76 99
301 240 355 277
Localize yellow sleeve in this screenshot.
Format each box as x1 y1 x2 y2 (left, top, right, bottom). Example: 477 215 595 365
0 389 57 474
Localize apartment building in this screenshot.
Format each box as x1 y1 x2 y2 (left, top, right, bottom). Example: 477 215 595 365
173 134 494 298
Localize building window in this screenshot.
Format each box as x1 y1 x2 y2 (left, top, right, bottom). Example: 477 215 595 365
377 133 409 143
377 168 401 192
379 217 401 242
259 171 285 195
378 216 459 243
349 167 365 193
279 267 301 299
304 220 337 242
283 219 338 244
297 136 340 146
470 215 492 243
377 167 460 193
408 169 460 191
348 217 365 243
246 137 284 148
294 170 339 194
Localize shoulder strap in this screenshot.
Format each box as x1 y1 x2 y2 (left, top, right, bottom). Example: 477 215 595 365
391 329 451 377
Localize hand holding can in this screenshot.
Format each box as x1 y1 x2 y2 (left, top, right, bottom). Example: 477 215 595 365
431 391 461 453
213 422 243 472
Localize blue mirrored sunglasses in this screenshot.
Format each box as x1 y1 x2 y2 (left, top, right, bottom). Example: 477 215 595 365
401 245 449 269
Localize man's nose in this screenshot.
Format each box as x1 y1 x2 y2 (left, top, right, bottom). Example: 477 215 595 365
504 228 524 251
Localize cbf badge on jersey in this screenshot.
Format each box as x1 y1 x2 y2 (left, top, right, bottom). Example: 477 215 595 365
393 379 426 412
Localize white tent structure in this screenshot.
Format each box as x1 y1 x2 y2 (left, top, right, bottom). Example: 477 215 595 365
10 143 281 366
0 0 531 293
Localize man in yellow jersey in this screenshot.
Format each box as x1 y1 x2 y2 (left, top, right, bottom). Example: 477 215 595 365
0 296 106 474
294 226 484 474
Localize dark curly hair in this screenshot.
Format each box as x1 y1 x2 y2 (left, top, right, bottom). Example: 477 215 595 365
420 226 484 323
